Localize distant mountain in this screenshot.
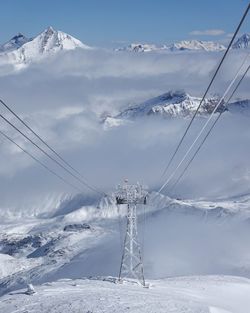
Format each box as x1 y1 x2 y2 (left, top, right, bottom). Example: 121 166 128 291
116 91 224 120
116 40 226 53
116 35 250 53
0 33 31 53
116 43 167 52
0 27 91 67
103 91 250 128
232 33 250 49
168 40 226 52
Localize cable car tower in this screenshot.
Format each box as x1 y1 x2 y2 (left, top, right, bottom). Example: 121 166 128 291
115 179 148 286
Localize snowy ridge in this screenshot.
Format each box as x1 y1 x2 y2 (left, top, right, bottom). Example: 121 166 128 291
116 34 250 53
115 90 223 120
102 90 250 128
116 43 167 52
168 39 226 51
116 40 226 52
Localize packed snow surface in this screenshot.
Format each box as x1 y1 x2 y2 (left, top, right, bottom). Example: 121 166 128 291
1 276 250 313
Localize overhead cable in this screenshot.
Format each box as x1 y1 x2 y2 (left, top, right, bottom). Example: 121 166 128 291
0 98 105 196
160 3 250 179
169 63 250 192
0 112 105 196
158 53 250 193
0 129 82 192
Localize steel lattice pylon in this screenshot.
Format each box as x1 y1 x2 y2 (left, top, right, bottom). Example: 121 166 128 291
115 180 147 286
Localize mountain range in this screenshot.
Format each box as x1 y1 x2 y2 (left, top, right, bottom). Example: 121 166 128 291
117 34 250 52
0 28 249 69
116 40 227 52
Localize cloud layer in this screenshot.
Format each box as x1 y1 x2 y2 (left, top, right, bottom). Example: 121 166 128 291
189 29 225 36
0 48 249 210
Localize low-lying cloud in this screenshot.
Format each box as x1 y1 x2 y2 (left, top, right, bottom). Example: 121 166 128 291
189 29 225 36
0 48 249 210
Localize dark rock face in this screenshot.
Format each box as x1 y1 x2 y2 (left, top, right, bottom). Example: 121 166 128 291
63 223 90 232
0 234 44 256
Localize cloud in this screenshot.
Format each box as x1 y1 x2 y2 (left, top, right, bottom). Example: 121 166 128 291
226 32 235 38
189 29 225 36
0 48 249 212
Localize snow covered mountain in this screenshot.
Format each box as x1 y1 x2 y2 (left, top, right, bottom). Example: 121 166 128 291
0 33 31 53
0 27 91 67
116 40 226 52
116 35 250 53
115 91 224 120
116 43 167 52
102 91 250 128
232 33 250 49
168 40 226 52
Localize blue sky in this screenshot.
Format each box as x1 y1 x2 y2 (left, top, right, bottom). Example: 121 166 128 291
0 0 249 46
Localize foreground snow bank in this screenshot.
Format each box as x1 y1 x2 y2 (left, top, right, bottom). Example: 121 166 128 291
1 275 250 313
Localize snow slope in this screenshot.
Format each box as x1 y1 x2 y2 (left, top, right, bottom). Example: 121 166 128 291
1 276 250 313
1 192 250 298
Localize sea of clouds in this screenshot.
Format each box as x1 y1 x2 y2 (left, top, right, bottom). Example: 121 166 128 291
0 48 249 211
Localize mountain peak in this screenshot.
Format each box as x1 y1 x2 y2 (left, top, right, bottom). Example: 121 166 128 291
43 26 57 36
13 32 26 39
232 33 250 49
46 26 55 32
0 32 31 53
33 27 91 54
0 27 92 67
